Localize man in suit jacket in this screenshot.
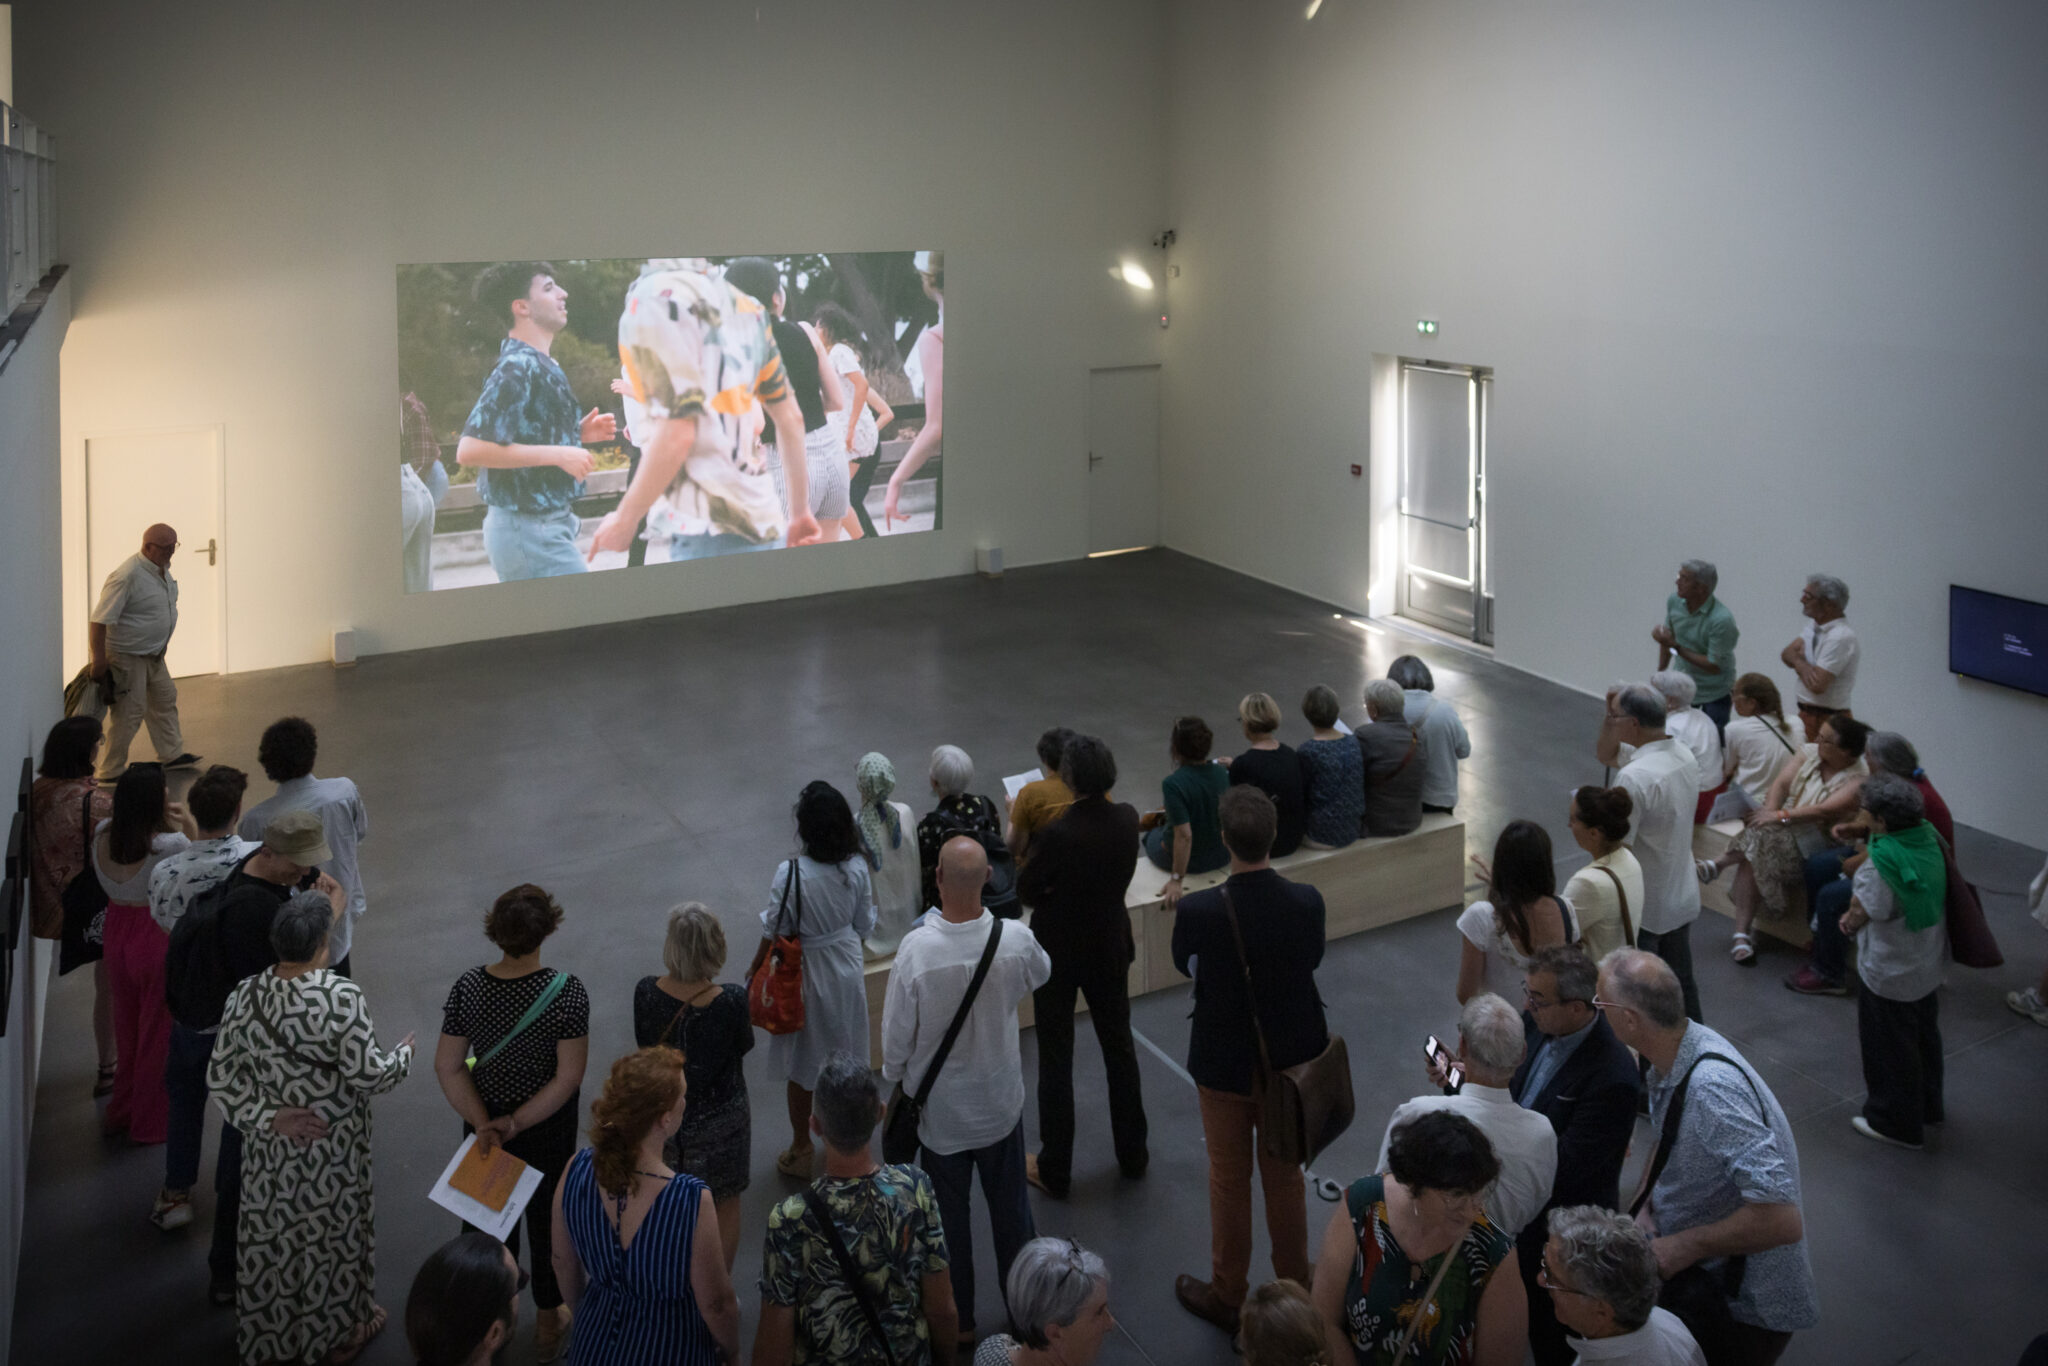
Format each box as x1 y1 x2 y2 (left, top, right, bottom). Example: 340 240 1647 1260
1015 734 1146 1198
1168 786 1328 1335
1512 945 1644 1366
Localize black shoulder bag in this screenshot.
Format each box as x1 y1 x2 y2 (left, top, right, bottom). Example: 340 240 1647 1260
881 919 1003 1165
799 1186 901 1366
1632 1051 1769 1366
59 798 111 976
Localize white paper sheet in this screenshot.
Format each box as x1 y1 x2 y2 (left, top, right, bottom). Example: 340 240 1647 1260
1705 785 1757 825
1003 769 1043 802
1333 718 1354 735
428 1134 544 1241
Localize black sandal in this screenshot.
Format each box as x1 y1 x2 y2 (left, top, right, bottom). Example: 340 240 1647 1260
93 1064 116 1098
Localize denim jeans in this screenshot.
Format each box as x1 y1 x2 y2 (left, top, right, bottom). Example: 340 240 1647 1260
165 1023 215 1191
666 531 770 562
1803 847 1856 984
1636 923 1702 1023
1699 694 1732 739
921 1120 1035 1333
482 504 588 581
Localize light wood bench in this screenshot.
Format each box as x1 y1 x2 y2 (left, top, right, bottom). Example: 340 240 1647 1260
1693 820 1813 948
859 812 1467 1065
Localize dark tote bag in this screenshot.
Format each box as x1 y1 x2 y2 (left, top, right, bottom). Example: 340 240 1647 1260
58 797 109 976
1218 888 1354 1166
1933 831 2002 969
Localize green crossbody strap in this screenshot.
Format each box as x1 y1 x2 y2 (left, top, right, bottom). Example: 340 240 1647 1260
467 970 568 1074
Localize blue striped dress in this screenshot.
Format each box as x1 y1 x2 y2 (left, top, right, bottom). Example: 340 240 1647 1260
561 1147 718 1366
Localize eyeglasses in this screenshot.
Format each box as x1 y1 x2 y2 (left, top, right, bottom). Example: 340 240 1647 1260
1589 996 1631 1015
1536 1254 1595 1299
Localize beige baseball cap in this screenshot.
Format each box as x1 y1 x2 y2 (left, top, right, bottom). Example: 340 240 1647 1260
261 810 332 866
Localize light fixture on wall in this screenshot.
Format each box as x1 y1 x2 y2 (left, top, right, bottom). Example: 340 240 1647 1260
1305 0 1324 18
1112 261 1155 290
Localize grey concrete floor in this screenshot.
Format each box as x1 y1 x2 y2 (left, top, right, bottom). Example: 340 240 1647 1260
13 550 2047 1364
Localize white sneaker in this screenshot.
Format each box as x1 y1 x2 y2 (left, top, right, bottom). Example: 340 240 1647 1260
150 1189 193 1231
2006 988 2048 1027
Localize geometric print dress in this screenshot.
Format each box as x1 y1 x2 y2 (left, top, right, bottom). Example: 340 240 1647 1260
207 968 413 1365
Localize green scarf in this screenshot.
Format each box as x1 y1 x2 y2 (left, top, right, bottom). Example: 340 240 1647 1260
1867 821 1945 932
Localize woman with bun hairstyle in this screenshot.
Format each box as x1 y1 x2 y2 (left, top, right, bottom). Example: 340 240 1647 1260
551 1048 740 1366
1562 787 1646 962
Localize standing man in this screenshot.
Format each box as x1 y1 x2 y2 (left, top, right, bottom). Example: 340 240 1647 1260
1653 561 1738 737
882 837 1051 1343
1014 735 1148 1197
238 717 368 977
588 258 821 556
1538 1207 1706 1366
1780 573 1859 741
1597 950 1818 1364
1169 787 1328 1336
455 262 615 581
1597 684 1704 1022
89 524 200 782
1512 947 1643 1366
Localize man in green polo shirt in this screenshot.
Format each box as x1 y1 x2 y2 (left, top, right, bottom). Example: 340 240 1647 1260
1652 559 1738 736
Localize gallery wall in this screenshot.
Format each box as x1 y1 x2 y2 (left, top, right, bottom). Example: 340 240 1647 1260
1161 0 2048 846
20 0 1168 674
0 272 70 1357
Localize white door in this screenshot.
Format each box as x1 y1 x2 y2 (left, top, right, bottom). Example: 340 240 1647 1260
85 427 225 678
1397 363 1491 643
1086 366 1160 554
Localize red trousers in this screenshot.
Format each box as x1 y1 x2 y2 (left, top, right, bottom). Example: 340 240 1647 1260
103 903 172 1144
1198 1085 1310 1307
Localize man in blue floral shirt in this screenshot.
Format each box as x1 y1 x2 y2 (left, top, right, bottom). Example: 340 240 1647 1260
455 261 615 581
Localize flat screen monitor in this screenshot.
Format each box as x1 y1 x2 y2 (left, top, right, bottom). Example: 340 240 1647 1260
1949 584 2048 698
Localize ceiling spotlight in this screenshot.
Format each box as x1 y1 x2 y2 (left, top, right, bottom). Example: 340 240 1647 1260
1117 261 1155 290
1305 0 1323 18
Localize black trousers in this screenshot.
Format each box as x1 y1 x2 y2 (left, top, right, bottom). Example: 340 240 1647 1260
1033 960 1148 1189
461 1093 580 1310
846 455 880 538
1636 923 1703 1023
1858 989 1943 1145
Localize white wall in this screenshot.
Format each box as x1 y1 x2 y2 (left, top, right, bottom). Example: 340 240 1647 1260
21 0 1168 674
1162 0 2048 846
0 270 70 1363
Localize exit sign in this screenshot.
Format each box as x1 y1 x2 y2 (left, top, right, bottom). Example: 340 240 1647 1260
1416 319 1438 336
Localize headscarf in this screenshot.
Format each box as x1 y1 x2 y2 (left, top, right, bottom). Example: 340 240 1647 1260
1867 820 1946 932
856 753 902 869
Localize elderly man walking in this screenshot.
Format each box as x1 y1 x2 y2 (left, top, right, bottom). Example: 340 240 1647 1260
882 836 1050 1343
1654 561 1738 737
90 523 201 782
1597 950 1817 1365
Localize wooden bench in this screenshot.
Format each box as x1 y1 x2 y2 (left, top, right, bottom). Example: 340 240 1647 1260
1693 820 1813 948
860 813 1467 1065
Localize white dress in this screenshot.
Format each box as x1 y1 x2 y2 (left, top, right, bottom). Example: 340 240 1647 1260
863 800 921 959
1458 897 1578 1002
762 854 876 1088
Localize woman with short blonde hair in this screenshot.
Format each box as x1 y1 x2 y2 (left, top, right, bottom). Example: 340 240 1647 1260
1226 693 1307 858
635 903 753 1270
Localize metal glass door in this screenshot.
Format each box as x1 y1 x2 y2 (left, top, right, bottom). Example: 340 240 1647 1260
1397 362 1491 643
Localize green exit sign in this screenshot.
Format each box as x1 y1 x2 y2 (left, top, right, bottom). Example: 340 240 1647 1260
1416 319 1438 335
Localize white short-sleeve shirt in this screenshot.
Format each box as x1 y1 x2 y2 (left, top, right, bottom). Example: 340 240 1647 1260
1798 619 1860 708
1723 714 1799 802
1615 738 1702 934
90 554 179 656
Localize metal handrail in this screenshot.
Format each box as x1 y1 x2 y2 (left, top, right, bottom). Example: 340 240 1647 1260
1 100 60 318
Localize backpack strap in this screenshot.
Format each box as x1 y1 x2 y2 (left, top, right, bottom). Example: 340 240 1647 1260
911 920 1003 1109
799 1186 901 1366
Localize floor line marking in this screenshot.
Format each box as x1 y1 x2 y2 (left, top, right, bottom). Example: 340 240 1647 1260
1130 1025 1196 1088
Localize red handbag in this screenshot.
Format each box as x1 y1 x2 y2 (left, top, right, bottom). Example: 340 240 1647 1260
1936 833 2003 969
748 861 806 1034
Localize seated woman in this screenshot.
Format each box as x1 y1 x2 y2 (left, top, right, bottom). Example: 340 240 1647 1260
855 753 921 956
1297 685 1363 850
550 1047 741 1365
915 745 1002 912
1458 821 1577 1004
1561 787 1644 963
1648 671 1724 822
635 904 753 1270
1142 716 1231 906
1357 681 1424 837
1699 715 1870 965
1225 692 1307 857
1310 1110 1525 1366
1722 672 1801 807
1007 728 1078 860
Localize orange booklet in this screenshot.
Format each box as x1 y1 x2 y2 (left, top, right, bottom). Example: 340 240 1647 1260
448 1140 530 1212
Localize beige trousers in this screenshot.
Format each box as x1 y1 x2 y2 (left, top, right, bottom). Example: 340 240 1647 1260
98 651 183 778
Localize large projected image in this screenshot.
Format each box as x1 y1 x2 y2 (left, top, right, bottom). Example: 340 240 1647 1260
397 252 944 592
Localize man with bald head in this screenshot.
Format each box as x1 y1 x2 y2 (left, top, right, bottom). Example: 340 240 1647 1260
881 835 1051 1341
89 523 201 782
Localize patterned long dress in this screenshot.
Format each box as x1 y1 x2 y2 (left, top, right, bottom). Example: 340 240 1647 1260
208 969 413 1365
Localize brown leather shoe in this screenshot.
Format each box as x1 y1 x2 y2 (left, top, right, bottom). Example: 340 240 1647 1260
1175 1274 1240 1334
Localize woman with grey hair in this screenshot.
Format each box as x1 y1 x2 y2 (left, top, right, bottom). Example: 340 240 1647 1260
1538 1206 1705 1363
974 1237 1115 1366
1640 670 1722 815
208 890 415 1366
1359 680 1425 836
915 744 1002 912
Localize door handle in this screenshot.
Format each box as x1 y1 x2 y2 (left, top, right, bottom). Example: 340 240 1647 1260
1088 451 1104 466
204 538 217 566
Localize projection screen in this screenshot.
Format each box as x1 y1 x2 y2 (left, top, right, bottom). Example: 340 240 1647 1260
396 251 944 592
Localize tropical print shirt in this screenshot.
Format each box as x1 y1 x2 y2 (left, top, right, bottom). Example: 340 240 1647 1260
1341 1175 1512 1365
462 337 585 514
761 1166 950 1364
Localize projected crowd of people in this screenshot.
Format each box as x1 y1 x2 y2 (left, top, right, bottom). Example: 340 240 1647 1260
29 559 2048 1366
